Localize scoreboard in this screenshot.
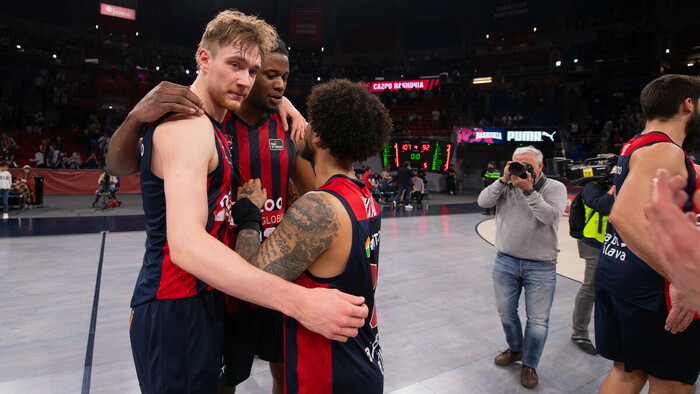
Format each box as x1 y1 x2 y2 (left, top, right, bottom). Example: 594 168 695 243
382 139 453 172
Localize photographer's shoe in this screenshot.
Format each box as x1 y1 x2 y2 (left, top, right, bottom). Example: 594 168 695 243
494 349 522 366
521 366 538 389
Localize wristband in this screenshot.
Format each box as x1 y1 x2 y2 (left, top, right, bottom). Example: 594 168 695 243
231 197 263 234
498 178 507 185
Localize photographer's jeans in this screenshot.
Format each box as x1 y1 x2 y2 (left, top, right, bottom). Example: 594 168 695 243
492 252 556 368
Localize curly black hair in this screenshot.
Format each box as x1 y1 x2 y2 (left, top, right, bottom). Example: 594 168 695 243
307 79 393 162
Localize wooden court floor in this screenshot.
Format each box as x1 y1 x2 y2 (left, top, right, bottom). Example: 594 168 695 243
0 200 613 393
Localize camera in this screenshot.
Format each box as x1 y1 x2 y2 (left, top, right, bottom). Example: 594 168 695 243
508 162 535 179
553 155 618 186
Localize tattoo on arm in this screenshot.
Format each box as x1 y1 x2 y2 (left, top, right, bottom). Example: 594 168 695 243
250 193 339 281
235 229 262 262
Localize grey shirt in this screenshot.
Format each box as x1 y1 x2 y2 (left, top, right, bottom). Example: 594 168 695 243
477 174 568 262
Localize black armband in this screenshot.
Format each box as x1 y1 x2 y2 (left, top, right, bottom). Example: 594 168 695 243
231 198 263 235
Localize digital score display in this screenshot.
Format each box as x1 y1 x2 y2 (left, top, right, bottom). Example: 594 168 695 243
382 140 453 172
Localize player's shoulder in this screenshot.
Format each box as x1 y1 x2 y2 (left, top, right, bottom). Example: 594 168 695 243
153 113 217 150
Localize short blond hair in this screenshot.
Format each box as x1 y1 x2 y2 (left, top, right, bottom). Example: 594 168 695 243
196 9 278 68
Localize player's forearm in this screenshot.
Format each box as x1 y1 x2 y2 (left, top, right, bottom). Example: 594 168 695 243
168 229 305 316
105 112 144 176
234 229 262 263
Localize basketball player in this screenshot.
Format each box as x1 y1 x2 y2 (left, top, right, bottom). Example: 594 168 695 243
123 11 366 393
234 79 392 393
108 37 314 393
595 74 700 393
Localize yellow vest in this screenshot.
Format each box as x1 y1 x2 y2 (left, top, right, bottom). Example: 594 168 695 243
582 202 608 243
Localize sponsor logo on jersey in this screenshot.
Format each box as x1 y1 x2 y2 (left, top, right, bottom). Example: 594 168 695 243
269 139 284 151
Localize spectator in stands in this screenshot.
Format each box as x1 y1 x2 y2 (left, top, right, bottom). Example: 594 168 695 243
1 132 18 164
98 132 110 157
45 145 63 169
29 148 45 168
513 112 524 126
54 136 66 153
0 161 10 219
65 152 82 169
84 152 99 169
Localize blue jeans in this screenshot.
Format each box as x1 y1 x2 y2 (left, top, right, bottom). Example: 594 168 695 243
492 252 556 368
0 189 8 214
394 185 411 204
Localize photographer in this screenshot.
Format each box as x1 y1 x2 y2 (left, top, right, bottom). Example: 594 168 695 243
92 169 120 207
477 145 567 389
571 180 613 355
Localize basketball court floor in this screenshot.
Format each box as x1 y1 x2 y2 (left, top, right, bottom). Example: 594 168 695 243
0 193 613 393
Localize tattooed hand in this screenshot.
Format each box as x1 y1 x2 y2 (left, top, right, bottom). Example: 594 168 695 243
237 178 266 208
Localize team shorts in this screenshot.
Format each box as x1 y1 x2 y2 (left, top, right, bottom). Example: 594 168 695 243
222 302 284 387
129 290 225 394
595 286 700 385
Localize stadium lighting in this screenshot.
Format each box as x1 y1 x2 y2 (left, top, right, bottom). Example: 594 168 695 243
16 45 21 50
156 66 160 71
573 58 578 63
473 77 492 85
287 47 291 51
486 34 489 39
689 63 695 67
96 25 99 30
136 32 139 37
317 77 321 81
555 60 562 67
185 69 190 74
321 47 324 52
665 48 670 54
533 27 537 32
52 54 57 59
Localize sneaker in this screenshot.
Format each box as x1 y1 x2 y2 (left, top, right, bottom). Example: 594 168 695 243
521 366 538 389
494 349 522 366
571 335 597 355
405 204 413 210
2 213 8 219
392 201 397 208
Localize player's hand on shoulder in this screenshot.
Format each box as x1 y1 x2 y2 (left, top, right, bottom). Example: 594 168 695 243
237 179 266 208
278 97 307 142
131 81 204 123
297 287 368 342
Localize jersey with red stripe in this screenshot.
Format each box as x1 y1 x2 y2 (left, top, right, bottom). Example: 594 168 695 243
226 112 295 239
595 131 700 312
284 175 383 394
131 112 235 308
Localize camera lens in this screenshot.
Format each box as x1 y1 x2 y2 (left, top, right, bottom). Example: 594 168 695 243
509 162 525 178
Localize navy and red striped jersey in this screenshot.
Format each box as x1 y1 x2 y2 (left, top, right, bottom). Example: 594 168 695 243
225 112 296 239
131 113 235 308
596 131 700 312
284 175 383 394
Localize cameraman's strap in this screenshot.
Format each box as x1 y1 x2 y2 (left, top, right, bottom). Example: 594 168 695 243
534 173 547 192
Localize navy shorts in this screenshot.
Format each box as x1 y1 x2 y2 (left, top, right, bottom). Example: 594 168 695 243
130 291 225 394
222 302 284 386
595 286 700 385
